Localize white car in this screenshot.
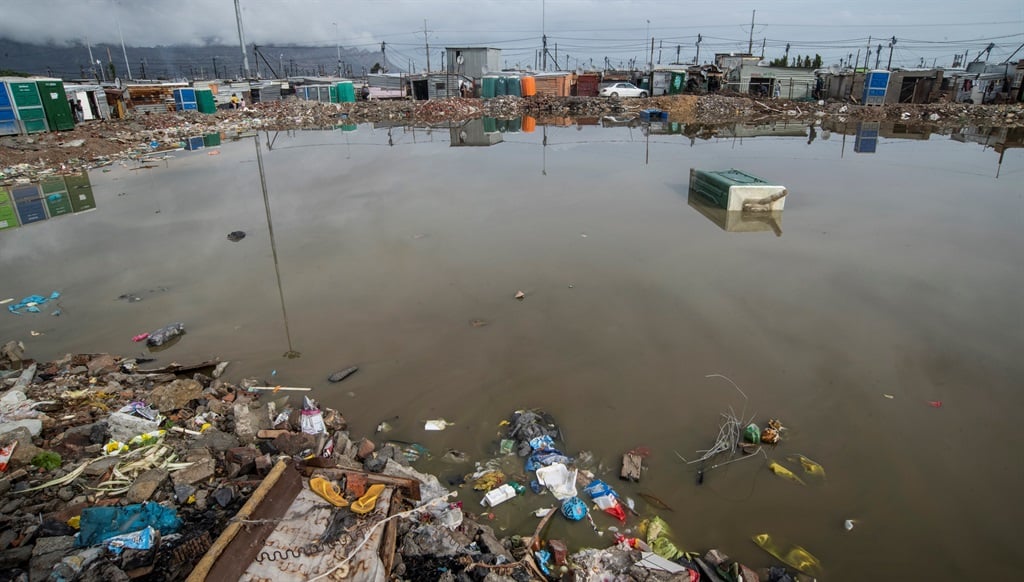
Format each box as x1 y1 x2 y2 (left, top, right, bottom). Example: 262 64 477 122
600 82 648 98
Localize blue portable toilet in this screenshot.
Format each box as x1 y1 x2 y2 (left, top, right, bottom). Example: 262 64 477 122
0 83 18 136
11 183 47 225
854 122 880 153
862 70 890 106
173 88 198 111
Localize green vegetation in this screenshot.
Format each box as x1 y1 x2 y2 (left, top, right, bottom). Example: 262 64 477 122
31 451 62 471
0 69 31 77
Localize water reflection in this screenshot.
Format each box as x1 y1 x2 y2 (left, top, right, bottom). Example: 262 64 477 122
0 171 97 232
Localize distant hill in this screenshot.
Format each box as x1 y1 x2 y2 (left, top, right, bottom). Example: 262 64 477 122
0 38 391 81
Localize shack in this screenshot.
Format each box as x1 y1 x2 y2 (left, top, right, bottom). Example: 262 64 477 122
725 63 817 99
124 82 188 114
407 73 472 100
449 118 503 146
650 66 688 96
367 74 408 99
884 68 945 104
62 83 112 120
532 72 573 97
445 47 501 80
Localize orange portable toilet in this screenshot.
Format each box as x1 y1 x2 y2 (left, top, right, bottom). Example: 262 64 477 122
521 76 536 97
522 115 536 132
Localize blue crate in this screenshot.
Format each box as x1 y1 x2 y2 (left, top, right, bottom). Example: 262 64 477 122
185 136 205 150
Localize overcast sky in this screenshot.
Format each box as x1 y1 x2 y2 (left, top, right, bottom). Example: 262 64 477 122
3 0 1022 69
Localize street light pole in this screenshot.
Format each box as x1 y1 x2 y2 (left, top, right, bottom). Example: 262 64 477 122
333 22 341 77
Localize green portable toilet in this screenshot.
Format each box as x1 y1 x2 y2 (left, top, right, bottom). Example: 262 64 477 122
506 77 521 97
507 117 522 132
64 172 96 213
669 72 686 95
36 79 74 131
495 76 507 96
203 132 221 147
337 81 355 103
329 84 339 103
688 168 787 211
482 117 497 132
196 89 217 113
481 77 497 99
5 80 48 134
0 188 19 230
40 176 73 217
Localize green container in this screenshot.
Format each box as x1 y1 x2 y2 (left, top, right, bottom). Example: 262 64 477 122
689 168 772 209
496 119 508 132
669 72 686 95
507 117 522 132
506 77 521 97
7 81 48 134
0 188 19 230
36 80 74 131
40 176 73 217
196 89 217 114
64 172 96 213
481 77 497 99
482 117 497 132
203 132 221 147
337 81 355 103
340 123 357 132
495 76 507 96
329 85 339 103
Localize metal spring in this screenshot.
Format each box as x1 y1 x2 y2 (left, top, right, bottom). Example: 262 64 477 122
255 542 326 563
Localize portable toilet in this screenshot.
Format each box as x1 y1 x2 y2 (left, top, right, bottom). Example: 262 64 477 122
0 188 19 231
35 79 75 130
506 76 522 97
173 88 198 111
862 70 890 105
495 76 508 97
11 183 47 225
337 81 356 102
196 89 217 113
64 172 96 213
3 79 48 134
688 168 787 212
481 76 498 99
40 176 73 218
669 72 686 95
0 83 18 136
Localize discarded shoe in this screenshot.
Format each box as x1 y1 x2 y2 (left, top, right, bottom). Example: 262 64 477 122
310 477 348 507
350 483 386 514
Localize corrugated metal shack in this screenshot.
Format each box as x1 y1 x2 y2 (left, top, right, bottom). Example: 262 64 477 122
408 73 472 100
63 84 111 120
726 64 817 99
445 47 501 79
367 74 408 99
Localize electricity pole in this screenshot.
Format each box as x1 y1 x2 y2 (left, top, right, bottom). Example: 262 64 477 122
542 35 548 71
695 34 702 65
85 37 97 81
875 44 882 69
333 22 340 76
235 0 250 78
676 45 680 64
115 9 132 80
381 42 387 72
212 56 219 79
887 37 897 70
748 10 755 55
423 20 431 73
864 36 872 69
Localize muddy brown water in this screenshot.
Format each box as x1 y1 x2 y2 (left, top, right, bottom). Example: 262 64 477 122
2 121 1022 580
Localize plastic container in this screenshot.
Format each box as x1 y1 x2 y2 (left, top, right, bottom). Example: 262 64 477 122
481 484 517 507
521 76 536 96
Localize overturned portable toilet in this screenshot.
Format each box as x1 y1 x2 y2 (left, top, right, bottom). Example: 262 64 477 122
688 168 787 212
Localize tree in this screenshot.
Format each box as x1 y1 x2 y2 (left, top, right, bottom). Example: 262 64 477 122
108 62 117 80
813 54 823 68
370 62 383 74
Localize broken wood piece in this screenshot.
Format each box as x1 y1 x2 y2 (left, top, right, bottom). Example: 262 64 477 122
380 488 403 577
742 190 788 212
137 360 218 374
247 386 312 392
621 452 642 482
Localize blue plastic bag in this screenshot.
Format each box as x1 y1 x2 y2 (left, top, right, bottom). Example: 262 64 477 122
77 502 181 547
561 497 587 521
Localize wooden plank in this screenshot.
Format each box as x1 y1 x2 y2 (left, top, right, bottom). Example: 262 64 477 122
380 489 403 577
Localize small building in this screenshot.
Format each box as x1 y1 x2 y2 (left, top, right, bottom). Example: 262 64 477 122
407 73 472 100
575 72 601 96
532 72 573 97
124 82 188 114
445 47 501 80
650 66 688 96
63 83 112 120
449 118 503 146
884 69 945 104
725 63 817 99
367 73 409 99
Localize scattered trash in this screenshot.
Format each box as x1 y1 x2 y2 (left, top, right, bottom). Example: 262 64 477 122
637 492 673 511
77 502 181 547
7 291 60 315
424 419 454 431
514 290 526 300
0 441 16 471
844 519 855 531
309 476 349 507
786 454 826 479
768 461 806 485
132 333 150 343
752 533 824 578
146 322 185 347
561 497 588 521
327 366 359 382
536 463 578 500
226 231 246 242
300 396 327 435
584 479 626 522
640 516 683 560
744 423 761 443
928 400 943 408
469 319 489 328
761 419 784 444
883 394 895 399
481 483 518 507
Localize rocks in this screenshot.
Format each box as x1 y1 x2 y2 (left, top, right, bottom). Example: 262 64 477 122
126 468 168 503
86 354 120 377
270 431 315 456
29 535 76 582
107 412 161 442
231 402 269 444
0 427 42 468
356 437 376 460
192 428 239 453
0 419 42 438
172 457 216 486
148 378 203 412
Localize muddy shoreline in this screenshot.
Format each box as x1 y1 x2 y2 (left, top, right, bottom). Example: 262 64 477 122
1 94 1021 182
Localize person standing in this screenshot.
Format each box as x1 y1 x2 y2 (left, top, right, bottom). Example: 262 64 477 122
230 93 240 109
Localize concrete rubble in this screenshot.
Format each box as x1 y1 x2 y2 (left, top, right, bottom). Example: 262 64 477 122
3 93 1021 182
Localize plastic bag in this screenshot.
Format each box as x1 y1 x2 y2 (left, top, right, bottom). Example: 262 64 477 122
744 423 761 443
583 479 626 522
752 533 824 578
105 526 158 555
77 503 181 547
146 323 185 347
561 497 587 521
536 463 578 500
300 397 326 435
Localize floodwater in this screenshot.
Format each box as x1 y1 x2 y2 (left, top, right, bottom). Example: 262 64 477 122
2 119 1022 580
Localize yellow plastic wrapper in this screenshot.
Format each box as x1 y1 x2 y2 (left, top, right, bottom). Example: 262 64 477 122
104 441 129 456
787 454 826 479
128 430 166 448
639 517 683 560
472 471 505 491
752 533 824 578
66 516 80 529
768 461 806 485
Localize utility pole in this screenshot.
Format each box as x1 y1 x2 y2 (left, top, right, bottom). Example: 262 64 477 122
658 40 662 65
235 0 250 78
115 9 132 80
676 45 680 64
875 44 882 69
213 56 219 79
85 37 97 81
423 20 431 73
748 10 755 55
784 43 790 67
864 36 872 69
565 54 569 70
333 22 341 76
649 37 655 72
381 42 387 72
140 58 146 78
695 34 702 65
887 36 897 70
542 35 548 71
761 38 766 59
